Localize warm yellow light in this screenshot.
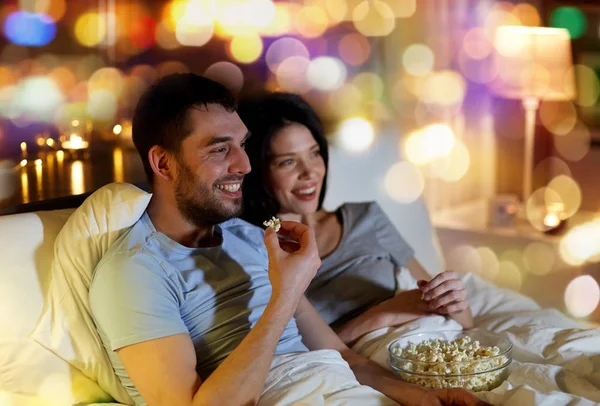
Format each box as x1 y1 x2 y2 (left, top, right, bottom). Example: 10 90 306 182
540 101 577 136
36 137 45 147
113 147 124 183
87 89 118 122
295 5 329 38
71 119 79 127
437 139 470 182
327 83 363 118
113 124 123 135
564 275 600 318
404 124 455 165
402 44 435 77
523 242 556 276
421 71 466 106
572 64 600 108
46 138 55 147
229 34 263 64
353 0 395 37
176 18 213 47
547 175 581 219
559 219 600 266
383 161 424 204
204 61 245 95
352 72 383 102
325 0 348 23
71 160 85 195
554 122 591 162
475 247 500 281
446 245 483 277
335 117 374 153
20 142 26 152
34 159 42 167
339 33 371 66
74 12 107 47
89 67 125 97
20 159 27 167
495 260 522 291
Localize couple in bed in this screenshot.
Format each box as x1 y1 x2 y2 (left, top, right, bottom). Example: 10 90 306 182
90 73 486 406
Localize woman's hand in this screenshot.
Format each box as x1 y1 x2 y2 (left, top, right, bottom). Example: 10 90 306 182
418 271 469 315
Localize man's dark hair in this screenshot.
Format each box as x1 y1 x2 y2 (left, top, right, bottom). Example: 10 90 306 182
132 73 237 184
237 92 329 228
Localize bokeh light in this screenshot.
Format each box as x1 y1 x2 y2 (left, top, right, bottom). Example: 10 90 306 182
13 76 64 122
463 28 492 60
260 2 294 37
550 7 587 39
547 175 582 219
4 10 56 47
513 3 541 27
564 275 600 318
325 0 348 23
387 0 417 18
157 61 190 77
436 139 470 182
523 242 556 276
554 122 591 162
475 246 500 280
446 245 483 276
89 67 124 97
87 89 118 122
156 21 180 50
205 61 244 95
421 71 466 107
533 156 572 189
74 12 107 47
383 161 424 204
540 100 577 136
495 260 523 291
526 186 564 231
560 219 600 266
19 0 66 21
229 34 263 64
266 37 310 74
352 72 384 102
327 83 363 118
275 56 311 93
307 57 347 91
128 16 157 49
295 5 329 38
572 64 600 108
339 33 371 66
404 123 455 165
402 44 435 77
353 0 395 37
335 117 374 153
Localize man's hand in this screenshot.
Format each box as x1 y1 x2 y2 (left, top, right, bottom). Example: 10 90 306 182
418 271 468 315
264 221 321 305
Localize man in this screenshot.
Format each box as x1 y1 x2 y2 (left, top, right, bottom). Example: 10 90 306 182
90 73 487 406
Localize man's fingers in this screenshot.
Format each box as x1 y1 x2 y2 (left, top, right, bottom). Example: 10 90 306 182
421 271 459 293
276 221 317 254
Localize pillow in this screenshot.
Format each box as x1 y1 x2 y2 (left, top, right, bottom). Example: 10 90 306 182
29 182 151 404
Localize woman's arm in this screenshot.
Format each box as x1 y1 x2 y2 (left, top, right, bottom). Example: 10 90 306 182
334 289 428 346
405 257 474 329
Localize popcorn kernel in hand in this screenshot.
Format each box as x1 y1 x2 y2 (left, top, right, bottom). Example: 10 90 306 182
263 216 281 232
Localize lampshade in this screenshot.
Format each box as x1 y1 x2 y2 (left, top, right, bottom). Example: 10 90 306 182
492 26 576 101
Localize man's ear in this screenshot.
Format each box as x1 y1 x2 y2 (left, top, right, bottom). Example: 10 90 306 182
148 145 176 182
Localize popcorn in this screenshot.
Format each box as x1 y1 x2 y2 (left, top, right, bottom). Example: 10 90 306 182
263 216 281 232
390 335 509 392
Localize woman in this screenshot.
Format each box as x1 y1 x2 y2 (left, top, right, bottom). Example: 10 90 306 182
238 92 473 345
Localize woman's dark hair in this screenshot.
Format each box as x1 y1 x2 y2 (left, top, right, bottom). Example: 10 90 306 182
237 92 329 228
132 73 237 185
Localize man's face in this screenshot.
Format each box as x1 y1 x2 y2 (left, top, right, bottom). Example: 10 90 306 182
173 104 251 227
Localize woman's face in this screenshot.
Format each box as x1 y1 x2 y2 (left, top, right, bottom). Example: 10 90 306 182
267 123 326 216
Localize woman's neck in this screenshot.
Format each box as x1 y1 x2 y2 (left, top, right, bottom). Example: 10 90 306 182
278 210 328 230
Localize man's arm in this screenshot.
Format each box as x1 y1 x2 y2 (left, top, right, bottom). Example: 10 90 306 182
117 296 297 406
111 222 320 406
294 296 486 406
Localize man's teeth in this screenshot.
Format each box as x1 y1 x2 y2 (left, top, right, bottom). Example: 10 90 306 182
296 186 316 195
217 183 241 192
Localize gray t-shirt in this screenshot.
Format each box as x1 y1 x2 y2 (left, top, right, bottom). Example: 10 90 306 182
306 202 415 326
90 212 307 406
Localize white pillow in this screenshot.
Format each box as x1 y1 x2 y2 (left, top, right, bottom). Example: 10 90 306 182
29 182 151 404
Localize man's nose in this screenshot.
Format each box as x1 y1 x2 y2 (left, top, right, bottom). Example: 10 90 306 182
231 146 251 175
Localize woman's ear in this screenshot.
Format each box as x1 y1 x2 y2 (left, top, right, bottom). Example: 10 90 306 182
148 145 176 182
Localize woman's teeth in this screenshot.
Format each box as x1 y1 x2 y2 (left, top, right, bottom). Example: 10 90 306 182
296 186 316 195
217 183 241 192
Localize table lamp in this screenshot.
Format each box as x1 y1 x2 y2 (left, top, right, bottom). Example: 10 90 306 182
492 26 576 204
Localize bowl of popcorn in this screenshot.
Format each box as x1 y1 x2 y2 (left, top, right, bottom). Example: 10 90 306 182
388 330 512 392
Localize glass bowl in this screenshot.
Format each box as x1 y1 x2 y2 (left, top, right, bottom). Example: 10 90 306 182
388 329 512 392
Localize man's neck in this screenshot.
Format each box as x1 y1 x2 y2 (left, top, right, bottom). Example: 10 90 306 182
146 195 217 248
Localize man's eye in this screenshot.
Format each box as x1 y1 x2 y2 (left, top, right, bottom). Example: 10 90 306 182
212 147 228 154
280 159 294 166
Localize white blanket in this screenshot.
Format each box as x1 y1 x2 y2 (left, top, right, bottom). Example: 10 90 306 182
350 273 600 406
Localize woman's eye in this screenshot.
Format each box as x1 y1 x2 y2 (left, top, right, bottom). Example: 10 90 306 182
280 159 294 166
311 150 320 157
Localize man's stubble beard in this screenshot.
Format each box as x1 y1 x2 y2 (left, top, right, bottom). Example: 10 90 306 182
174 159 243 227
